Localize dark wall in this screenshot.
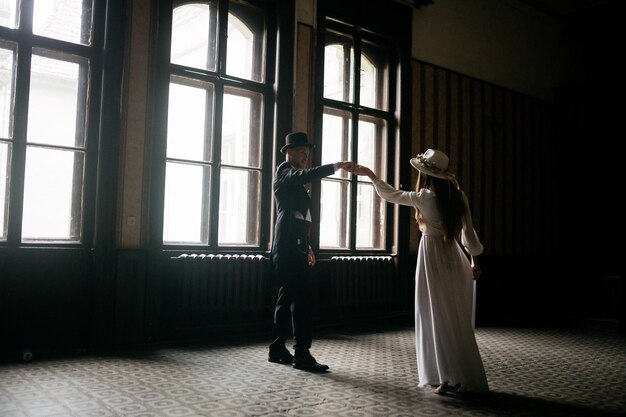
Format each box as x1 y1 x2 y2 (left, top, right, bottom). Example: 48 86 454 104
412 60 559 325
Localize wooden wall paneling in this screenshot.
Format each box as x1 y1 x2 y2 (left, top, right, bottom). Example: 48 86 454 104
411 61 423 157
482 85 494 254
538 102 557 256
448 72 460 176
410 61 423 254
471 80 483 240
294 23 314 134
114 250 147 345
513 94 524 256
493 88 504 255
522 96 533 254
411 62 426 156
423 64 435 151
501 91 518 255
530 103 542 256
460 76 471 195
2 249 93 357
437 68 447 152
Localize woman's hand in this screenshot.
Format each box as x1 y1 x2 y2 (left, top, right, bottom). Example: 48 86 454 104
352 165 377 179
471 256 481 280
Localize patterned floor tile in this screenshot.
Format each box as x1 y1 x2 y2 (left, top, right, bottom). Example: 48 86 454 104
0 325 624 417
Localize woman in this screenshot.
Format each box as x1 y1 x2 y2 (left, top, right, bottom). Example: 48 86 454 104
353 149 488 394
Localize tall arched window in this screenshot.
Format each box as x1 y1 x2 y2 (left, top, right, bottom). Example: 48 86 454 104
157 0 274 249
318 23 394 251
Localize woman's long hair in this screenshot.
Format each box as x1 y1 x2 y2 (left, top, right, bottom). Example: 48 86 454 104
414 171 465 242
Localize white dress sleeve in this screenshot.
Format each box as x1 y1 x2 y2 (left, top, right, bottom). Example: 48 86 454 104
371 178 419 207
460 191 484 256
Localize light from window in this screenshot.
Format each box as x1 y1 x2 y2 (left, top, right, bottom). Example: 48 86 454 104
0 46 14 138
33 0 93 45
171 3 217 72
218 88 262 245
164 4 267 247
27 55 82 147
22 53 86 242
0 45 13 240
226 15 253 80
163 79 213 244
226 4 264 82
163 162 209 244
166 81 214 162
356 118 386 249
22 148 83 240
320 109 351 248
359 55 376 109
320 180 350 248
221 91 261 167
323 41 353 102
0 0 18 29
361 41 389 110
321 110 351 178
320 30 390 251
0 141 8 239
218 168 260 245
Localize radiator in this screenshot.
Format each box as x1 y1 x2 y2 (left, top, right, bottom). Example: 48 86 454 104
170 253 269 316
329 255 395 309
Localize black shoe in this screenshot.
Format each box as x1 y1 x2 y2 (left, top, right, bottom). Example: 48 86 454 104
292 354 329 372
268 349 293 364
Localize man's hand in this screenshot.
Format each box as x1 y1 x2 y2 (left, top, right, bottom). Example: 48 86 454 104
336 161 356 172
308 248 316 267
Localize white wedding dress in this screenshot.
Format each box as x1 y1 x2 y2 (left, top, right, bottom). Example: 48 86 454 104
372 178 489 392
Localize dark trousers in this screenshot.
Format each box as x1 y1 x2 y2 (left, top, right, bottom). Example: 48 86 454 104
269 262 312 353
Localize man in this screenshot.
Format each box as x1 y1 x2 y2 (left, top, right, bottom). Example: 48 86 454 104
268 131 353 372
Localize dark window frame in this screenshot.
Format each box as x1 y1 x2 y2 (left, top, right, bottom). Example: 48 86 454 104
150 0 278 253
313 16 399 256
0 0 104 248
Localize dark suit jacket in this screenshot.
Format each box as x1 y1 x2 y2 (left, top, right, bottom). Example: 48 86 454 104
270 161 335 267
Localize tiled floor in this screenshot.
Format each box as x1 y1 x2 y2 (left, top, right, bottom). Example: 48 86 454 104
1 324 625 416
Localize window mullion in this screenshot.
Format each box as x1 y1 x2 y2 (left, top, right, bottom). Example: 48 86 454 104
7 48 33 245
349 108 358 251
5 2 35 245
217 0 229 76
209 82 224 247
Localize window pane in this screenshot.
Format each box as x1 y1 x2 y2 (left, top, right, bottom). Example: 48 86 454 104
163 162 209 244
33 0 93 45
226 7 265 82
323 32 353 103
0 141 9 240
22 147 83 241
360 41 389 110
357 116 387 182
320 179 350 249
167 80 214 162
322 108 351 179
218 168 260 245
356 183 385 249
0 1 18 29
221 88 261 168
171 2 217 72
27 53 86 148
0 45 16 138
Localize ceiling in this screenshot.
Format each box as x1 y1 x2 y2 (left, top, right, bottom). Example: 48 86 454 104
516 0 617 23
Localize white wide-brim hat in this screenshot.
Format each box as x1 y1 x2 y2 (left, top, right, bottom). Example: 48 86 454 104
409 149 455 180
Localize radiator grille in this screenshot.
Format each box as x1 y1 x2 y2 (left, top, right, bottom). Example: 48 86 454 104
329 255 395 309
170 253 269 315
